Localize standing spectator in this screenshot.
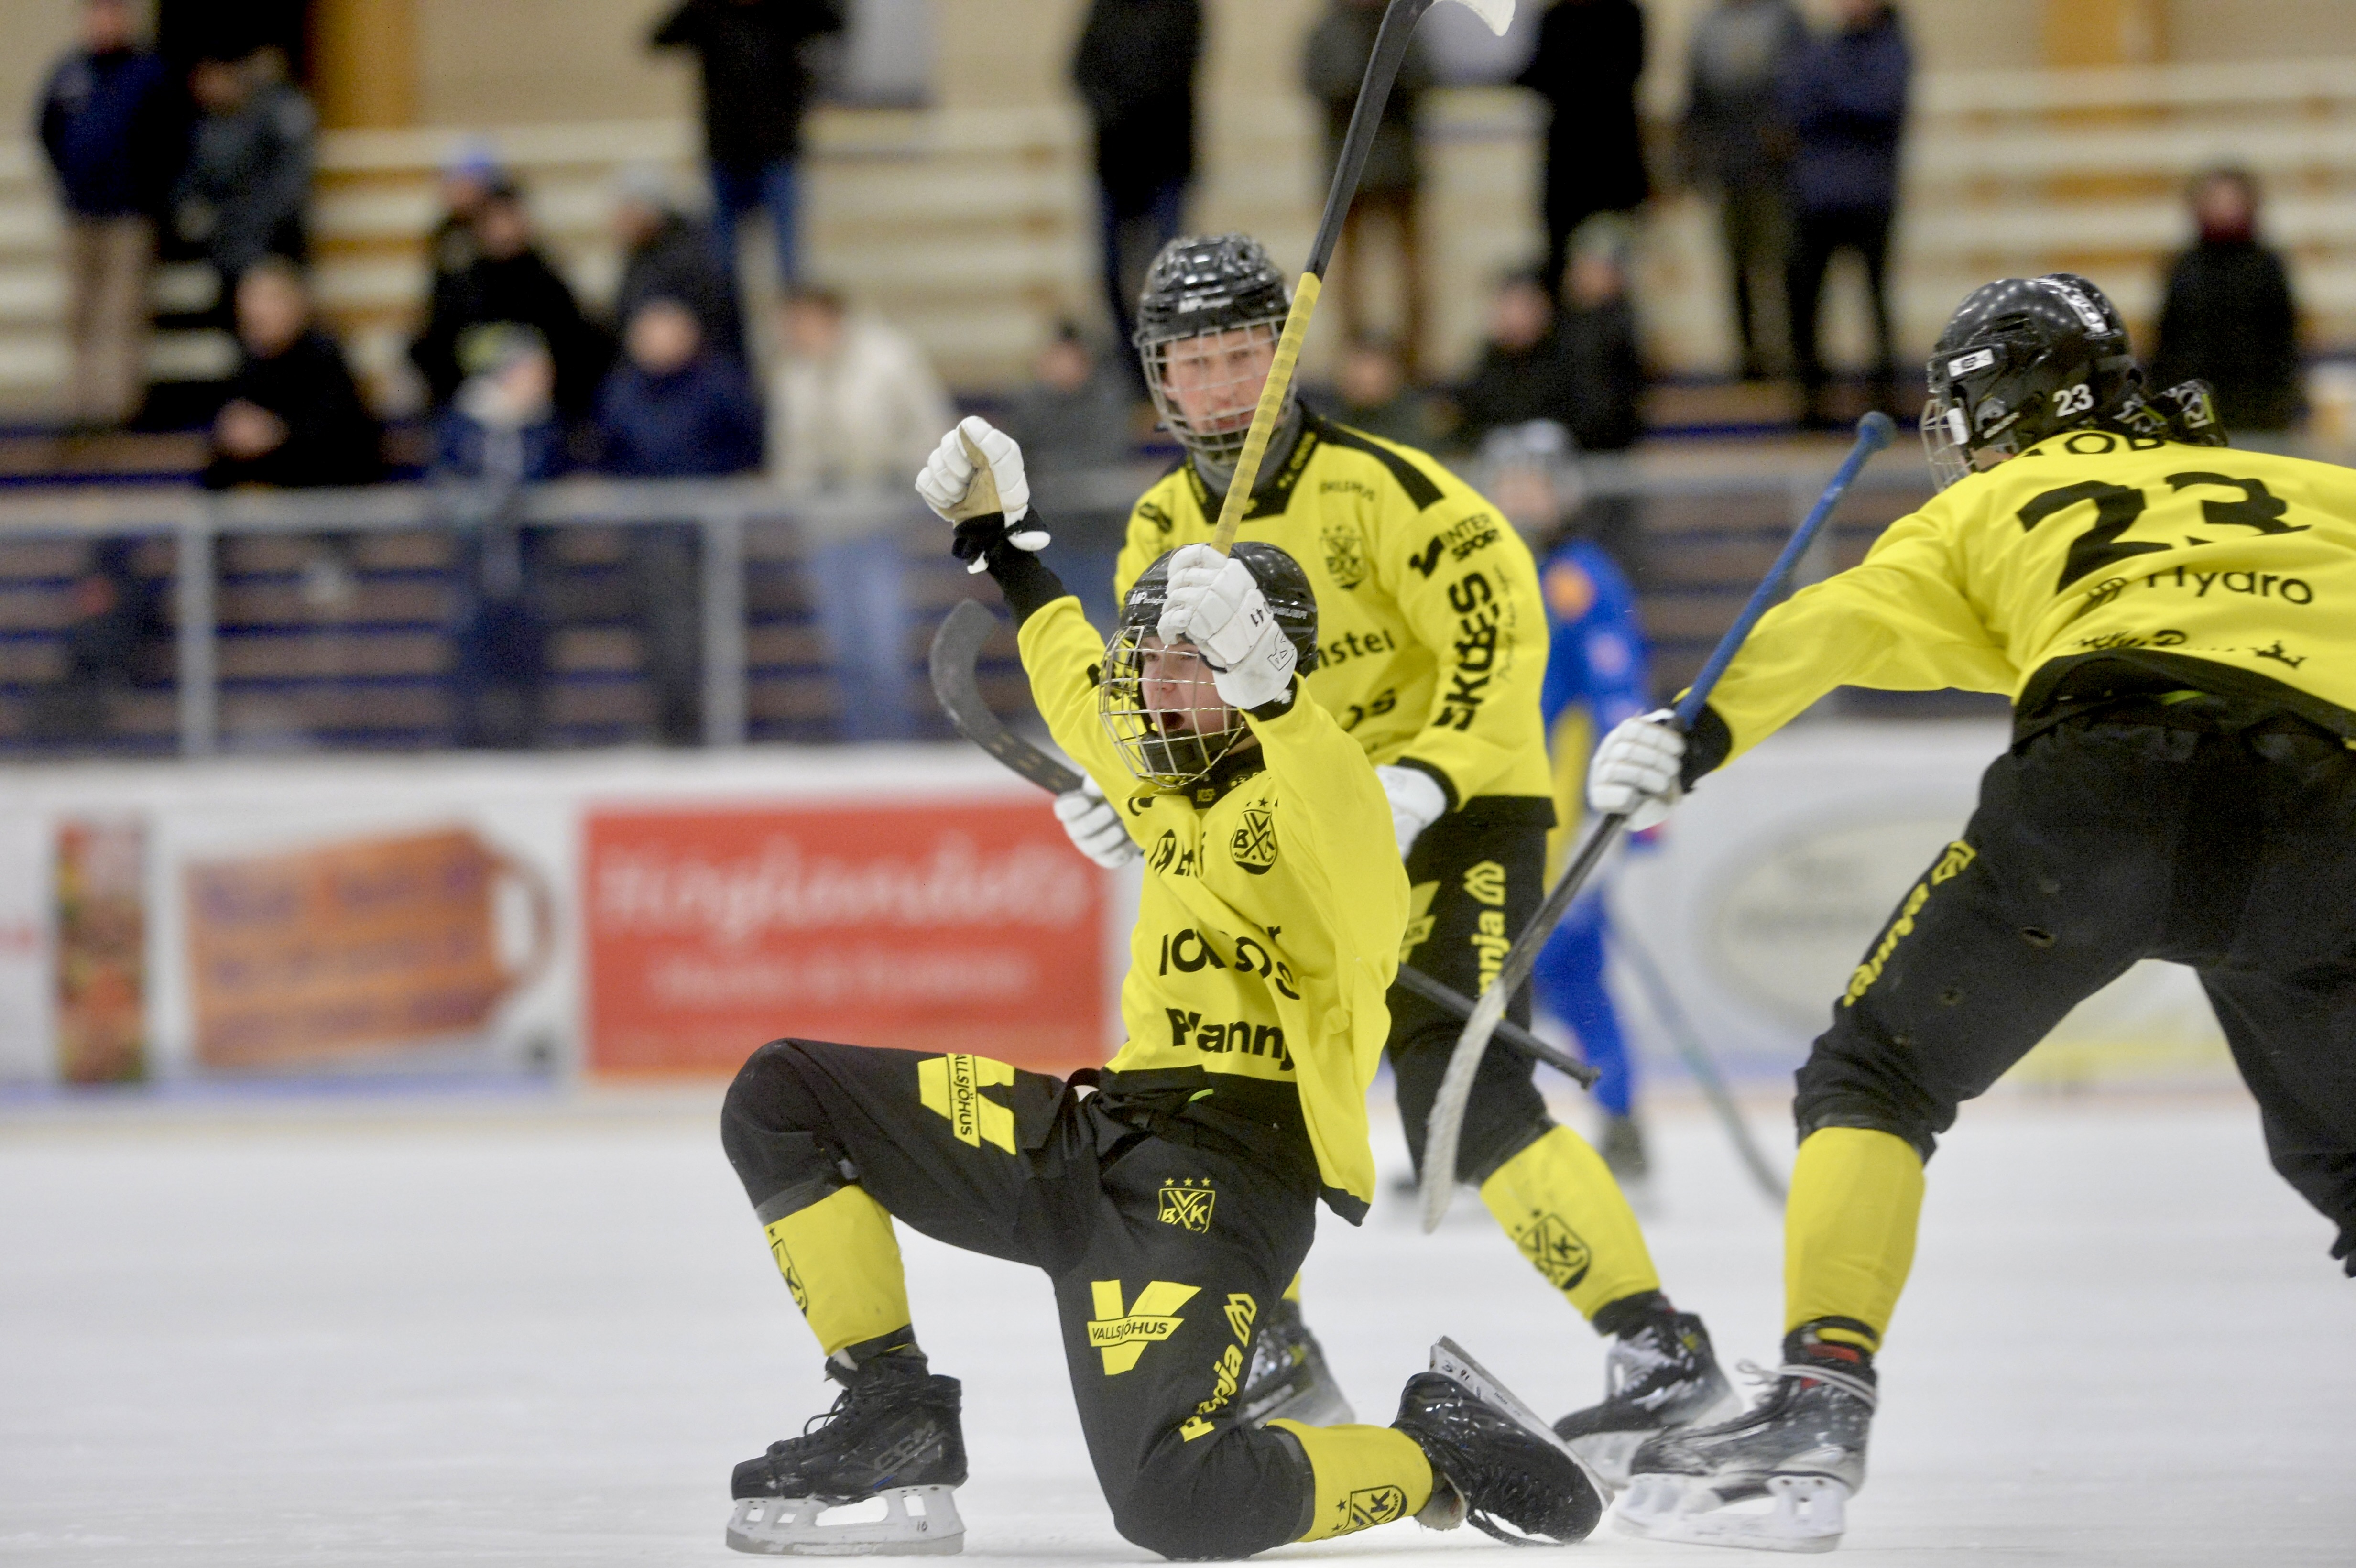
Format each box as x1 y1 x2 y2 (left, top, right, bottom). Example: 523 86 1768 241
1453 271 1578 451
1071 0 1202 358
1559 219 1645 456
36 0 182 431
596 299 764 478
1681 0 1807 381
203 261 381 490
1001 322 1138 630
171 47 313 288
1517 0 1649 301
611 165 744 360
1302 0 1432 373
1779 0 1910 428
1320 335 1437 449
650 0 845 290
2151 167 2302 437
425 139 503 293
410 182 613 423
767 287 951 742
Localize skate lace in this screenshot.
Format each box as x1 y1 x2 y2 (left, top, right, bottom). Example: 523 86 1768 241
1734 1359 1878 1410
1604 1328 1679 1397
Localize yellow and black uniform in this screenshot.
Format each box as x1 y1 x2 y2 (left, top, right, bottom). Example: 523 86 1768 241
720 551 1438 1558
1682 431 2356 1358
1113 414 1665 1324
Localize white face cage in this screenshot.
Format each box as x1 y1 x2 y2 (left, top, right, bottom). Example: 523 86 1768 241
1098 629 1250 788
1139 320 1287 475
1920 393 1974 491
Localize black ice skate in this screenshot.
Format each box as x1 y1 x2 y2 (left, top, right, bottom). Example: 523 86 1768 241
1238 1296 1356 1426
1393 1337 1606 1546
727 1350 968 1556
1614 1354 1876 1553
1553 1303 1742 1488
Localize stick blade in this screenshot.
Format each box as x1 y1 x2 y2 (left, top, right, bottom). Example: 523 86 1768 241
1439 0 1515 36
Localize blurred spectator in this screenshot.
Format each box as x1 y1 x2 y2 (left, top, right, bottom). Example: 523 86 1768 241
431 325 569 485
611 164 743 359
1779 0 1910 428
426 139 503 292
171 47 312 288
769 287 952 741
1321 335 1436 449
1302 0 1432 373
1517 0 1649 301
28 538 159 747
2151 167 2301 436
1072 0 1202 358
596 300 764 477
203 261 381 490
1002 322 1138 629
650 0 845 289
36 0 182 430
1558 218 1645 455
1680 0 1806 381
1454 271 1577 450
410 183 613 422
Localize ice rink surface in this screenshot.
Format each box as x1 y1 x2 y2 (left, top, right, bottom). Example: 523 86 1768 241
4 1085 2351 1567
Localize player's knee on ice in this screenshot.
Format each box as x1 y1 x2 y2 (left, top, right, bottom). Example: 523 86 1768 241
1102 1423 1316 1561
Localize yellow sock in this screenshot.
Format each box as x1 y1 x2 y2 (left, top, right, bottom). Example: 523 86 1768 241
1283 1272 1302 1305
761 1184 912 1359
1784 1127 1926 1351
1269 1420 1432 1541
1478 1123 1660 1320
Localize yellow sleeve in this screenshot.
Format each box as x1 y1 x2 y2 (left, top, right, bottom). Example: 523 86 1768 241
1377 488 1551 806
1013 596 1140 808
1702 506 2018 764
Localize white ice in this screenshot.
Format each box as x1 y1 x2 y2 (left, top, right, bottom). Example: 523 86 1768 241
3 1086 2351 1566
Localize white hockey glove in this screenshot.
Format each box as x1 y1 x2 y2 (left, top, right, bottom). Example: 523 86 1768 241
1375 764 1447 859
1052 777 1140 869
1588 708 1686 831
914 415 1048 573
1157 543 1297 710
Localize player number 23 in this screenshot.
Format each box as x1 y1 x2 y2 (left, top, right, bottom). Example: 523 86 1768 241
2017 472 2307 594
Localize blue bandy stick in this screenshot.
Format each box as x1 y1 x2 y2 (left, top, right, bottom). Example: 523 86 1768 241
1417 412 1895 1231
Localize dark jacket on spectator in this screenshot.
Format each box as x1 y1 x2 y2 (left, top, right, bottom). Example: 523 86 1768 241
37 44 182 217
1003 359 1138 547
1560 296 1645 453
432 408 570 484
1778 4 1909 214
1680 0 1806 190
650 0 844 169
411 250 614 417
594 352 765 478
1517 0 1650 228
203 328 382 490
1301 3 1430 198
1071 0 1202 214
617 212 743 358
173 78 312 276
1455 334 1580 450
2152 239 2302 433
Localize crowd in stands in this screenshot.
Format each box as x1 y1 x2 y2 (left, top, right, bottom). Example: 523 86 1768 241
18 0 2316 752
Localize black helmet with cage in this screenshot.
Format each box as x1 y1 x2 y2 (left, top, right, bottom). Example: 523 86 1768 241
1922 272 2224 490
1099 542 1320 788
1133 234 1294 476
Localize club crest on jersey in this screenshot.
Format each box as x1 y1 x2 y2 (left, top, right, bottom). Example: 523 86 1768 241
1087 1279 1199 1374
1321 523 1368 588
1158 1179 1217 1233
1230 806 1278 874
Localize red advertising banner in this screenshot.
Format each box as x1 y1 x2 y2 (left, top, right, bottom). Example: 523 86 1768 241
586 800 1108 1074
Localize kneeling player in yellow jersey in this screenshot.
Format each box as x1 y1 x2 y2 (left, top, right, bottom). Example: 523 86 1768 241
1051 235 1737 1479
713 420 1604 1557
1600 272 2356 1551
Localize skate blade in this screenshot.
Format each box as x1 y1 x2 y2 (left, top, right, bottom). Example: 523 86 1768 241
726 1486 965 1557
1614 1472 1847 1554
1430 1339 1609 1497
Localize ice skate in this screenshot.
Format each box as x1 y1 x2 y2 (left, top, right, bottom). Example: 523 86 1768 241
727 1351 968 1556
1598 1114 1649 1182
1613 1356 1876 1553
1238 1296 1356 1426
1392 1337 1606 1546
1554 1304 1742 1488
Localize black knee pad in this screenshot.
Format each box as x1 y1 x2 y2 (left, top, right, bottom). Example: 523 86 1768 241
721 1039 852 1209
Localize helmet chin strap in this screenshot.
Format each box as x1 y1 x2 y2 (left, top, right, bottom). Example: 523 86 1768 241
1192 401 1305 498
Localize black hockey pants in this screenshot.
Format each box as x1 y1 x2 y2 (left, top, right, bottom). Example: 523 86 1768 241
1799 708 2356 1273
722 1040 1322 1558
1388 800 1557 1183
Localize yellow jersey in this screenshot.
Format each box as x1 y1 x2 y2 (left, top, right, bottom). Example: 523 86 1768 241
1697 432 2356 770
1113 413 1553 811
1016 594 1410 1217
